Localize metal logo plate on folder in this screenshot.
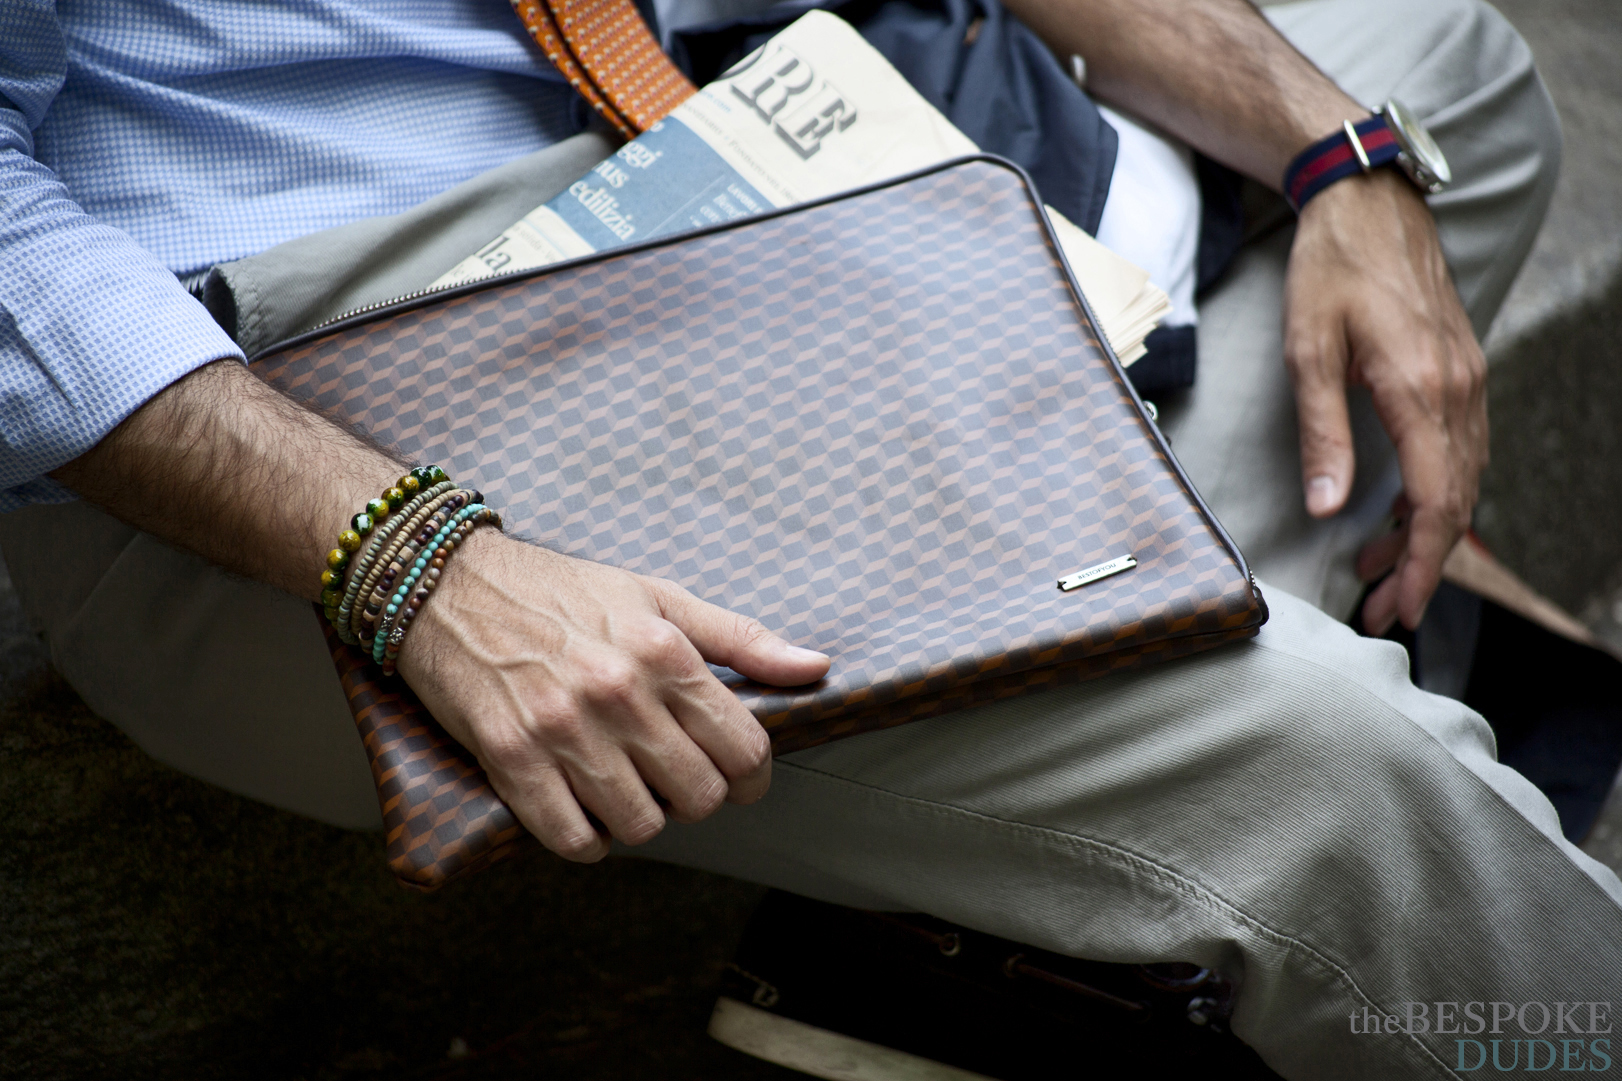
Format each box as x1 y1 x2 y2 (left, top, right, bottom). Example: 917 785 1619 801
1058 554 1138 592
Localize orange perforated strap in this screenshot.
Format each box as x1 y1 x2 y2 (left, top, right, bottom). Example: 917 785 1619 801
509 0 698 138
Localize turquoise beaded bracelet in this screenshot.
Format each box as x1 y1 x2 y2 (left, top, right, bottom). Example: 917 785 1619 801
357 491 472 646
373 502 484 659
373 503 502 670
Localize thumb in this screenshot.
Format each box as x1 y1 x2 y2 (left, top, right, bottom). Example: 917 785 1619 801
645 578 831 688
1286 334 1356 519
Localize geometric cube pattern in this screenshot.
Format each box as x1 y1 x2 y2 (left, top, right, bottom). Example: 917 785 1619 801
256 158 1266 890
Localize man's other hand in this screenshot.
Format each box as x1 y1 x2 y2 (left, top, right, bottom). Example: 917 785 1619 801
1283 168 1487 635
396 532 831 863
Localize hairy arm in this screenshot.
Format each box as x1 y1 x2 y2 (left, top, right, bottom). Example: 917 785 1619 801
1005 0 1487 632
53 360 829 860
52 360 396 598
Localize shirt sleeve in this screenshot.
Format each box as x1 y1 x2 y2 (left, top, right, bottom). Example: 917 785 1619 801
0 0 245 513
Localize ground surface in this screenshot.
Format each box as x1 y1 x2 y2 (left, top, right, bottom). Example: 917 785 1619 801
4 3 1621 1078
0 602 793 1081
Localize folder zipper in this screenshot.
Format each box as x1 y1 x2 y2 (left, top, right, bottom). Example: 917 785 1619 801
306 279 490 334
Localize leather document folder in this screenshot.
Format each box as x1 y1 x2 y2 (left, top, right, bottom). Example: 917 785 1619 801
250 156 1267 890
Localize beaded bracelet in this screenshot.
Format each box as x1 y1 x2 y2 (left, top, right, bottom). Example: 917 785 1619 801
320 465 448 624
374 504 502 674
381 510 501 675
357 489 478 641
372 501 487 664
338 481 460 643
341 480 455 617
321 470 418 620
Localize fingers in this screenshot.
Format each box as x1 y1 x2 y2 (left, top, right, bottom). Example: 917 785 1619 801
1359 571 1402 639
1284 305 1356 519
1285 172 1486 637
1357 503 1455 637
543 638 741 837
629 614 774 806
646 577 831 688
481 747 612 863
397 536 820 858
1362 412 1469 635
1355 494 1411 585
1355 524 1406 585
1370 329 1477 630
1393 493 1458 630
665 690 773 807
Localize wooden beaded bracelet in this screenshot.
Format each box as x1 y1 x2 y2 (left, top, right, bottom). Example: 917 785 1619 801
358 492 476 644
372 502 487 663
339 481 460 643
319 465 447 627
381 511 501 675
359 491 475 643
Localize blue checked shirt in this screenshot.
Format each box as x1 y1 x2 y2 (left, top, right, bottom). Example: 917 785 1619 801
0 0 588 511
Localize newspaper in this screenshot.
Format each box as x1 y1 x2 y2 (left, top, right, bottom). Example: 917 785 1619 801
433 11 1168 363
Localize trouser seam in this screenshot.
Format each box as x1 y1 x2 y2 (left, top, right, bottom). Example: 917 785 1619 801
1253 636 1622 910
776 758 1460 1081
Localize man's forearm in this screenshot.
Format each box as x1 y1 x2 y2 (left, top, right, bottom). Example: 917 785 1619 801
1004 0 1365 186
49 360 402 601
1007 0 1488 634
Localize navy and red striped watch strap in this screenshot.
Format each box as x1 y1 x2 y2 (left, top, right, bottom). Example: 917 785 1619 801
1283 114 1400 212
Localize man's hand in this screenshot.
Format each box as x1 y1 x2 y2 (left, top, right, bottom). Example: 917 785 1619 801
398 531 830 862
999 0 1487 632
1284 170 1487 634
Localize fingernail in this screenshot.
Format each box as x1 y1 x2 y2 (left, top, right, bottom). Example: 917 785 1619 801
781 645 828 662
1307 475 1339 515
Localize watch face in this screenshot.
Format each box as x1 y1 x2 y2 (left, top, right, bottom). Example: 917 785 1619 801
1384 99 1452 188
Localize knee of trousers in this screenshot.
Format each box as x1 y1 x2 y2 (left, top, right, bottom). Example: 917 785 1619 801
1142 588 1578 936
1410 0 1562 318
0 500 381 830
766 588 1534 927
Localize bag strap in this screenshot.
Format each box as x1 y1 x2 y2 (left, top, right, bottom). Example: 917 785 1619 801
509 0 698 138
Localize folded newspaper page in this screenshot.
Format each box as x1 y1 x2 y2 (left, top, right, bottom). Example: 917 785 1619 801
432 10 1168 363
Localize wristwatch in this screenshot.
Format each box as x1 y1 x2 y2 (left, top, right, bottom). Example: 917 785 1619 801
1283 98 1452 212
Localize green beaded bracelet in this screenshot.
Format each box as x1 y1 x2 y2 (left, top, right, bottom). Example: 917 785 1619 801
337 481 460 645
319 465 448 627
